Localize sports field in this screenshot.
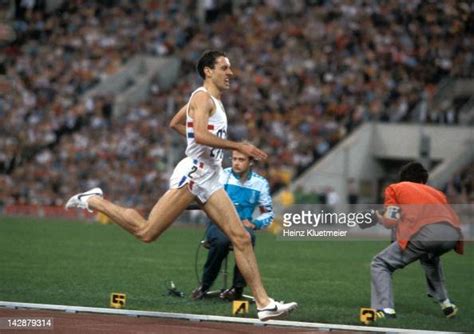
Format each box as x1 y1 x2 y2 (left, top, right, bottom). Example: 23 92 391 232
0 217 472 332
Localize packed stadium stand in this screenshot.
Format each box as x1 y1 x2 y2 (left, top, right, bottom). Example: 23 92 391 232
1 0 473 214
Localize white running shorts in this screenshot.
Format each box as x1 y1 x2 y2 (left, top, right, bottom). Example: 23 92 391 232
169 157 223 203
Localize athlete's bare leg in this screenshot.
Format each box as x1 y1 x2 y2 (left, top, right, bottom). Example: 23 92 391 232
88 187 196 243
202 188 270 308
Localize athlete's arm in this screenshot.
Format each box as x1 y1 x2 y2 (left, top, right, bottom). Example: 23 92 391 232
190 92 268 160
169 104 187 137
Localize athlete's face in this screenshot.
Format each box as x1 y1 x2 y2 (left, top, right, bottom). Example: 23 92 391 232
209 56 233 90
232 151 251 175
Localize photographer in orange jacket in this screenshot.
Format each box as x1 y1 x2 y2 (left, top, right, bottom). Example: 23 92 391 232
371 162 463 319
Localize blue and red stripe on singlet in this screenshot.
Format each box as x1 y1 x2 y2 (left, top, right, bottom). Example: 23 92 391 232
186 122 214 139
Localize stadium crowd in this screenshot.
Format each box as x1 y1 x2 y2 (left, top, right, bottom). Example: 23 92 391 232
1 0 473 210
445 163 474 204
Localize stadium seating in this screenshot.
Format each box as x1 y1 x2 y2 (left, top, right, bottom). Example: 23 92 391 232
1 1 473 211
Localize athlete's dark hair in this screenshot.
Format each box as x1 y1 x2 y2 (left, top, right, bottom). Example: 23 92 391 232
399 161 429 184
196 50 226 79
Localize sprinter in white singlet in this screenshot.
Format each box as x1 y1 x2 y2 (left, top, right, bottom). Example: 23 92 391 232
185 86 228 166
66 51 297 321
168 86 229 203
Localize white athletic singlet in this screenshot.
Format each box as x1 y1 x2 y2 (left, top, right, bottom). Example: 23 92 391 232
185 87 228 167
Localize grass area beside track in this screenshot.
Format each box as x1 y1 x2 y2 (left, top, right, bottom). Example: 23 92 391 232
0 216 472 332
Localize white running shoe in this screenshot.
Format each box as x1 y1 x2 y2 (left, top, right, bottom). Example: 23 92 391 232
65 187 103 213
440 300 458 318
376 307 397 319
257 298 298 321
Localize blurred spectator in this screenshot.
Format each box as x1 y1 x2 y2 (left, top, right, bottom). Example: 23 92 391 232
326 186 340 212
276 185 294 208
445 163 474 204
347 178 359 207
293 185 306 204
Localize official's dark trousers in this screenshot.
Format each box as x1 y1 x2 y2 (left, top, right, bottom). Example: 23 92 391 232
201 222 256 291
